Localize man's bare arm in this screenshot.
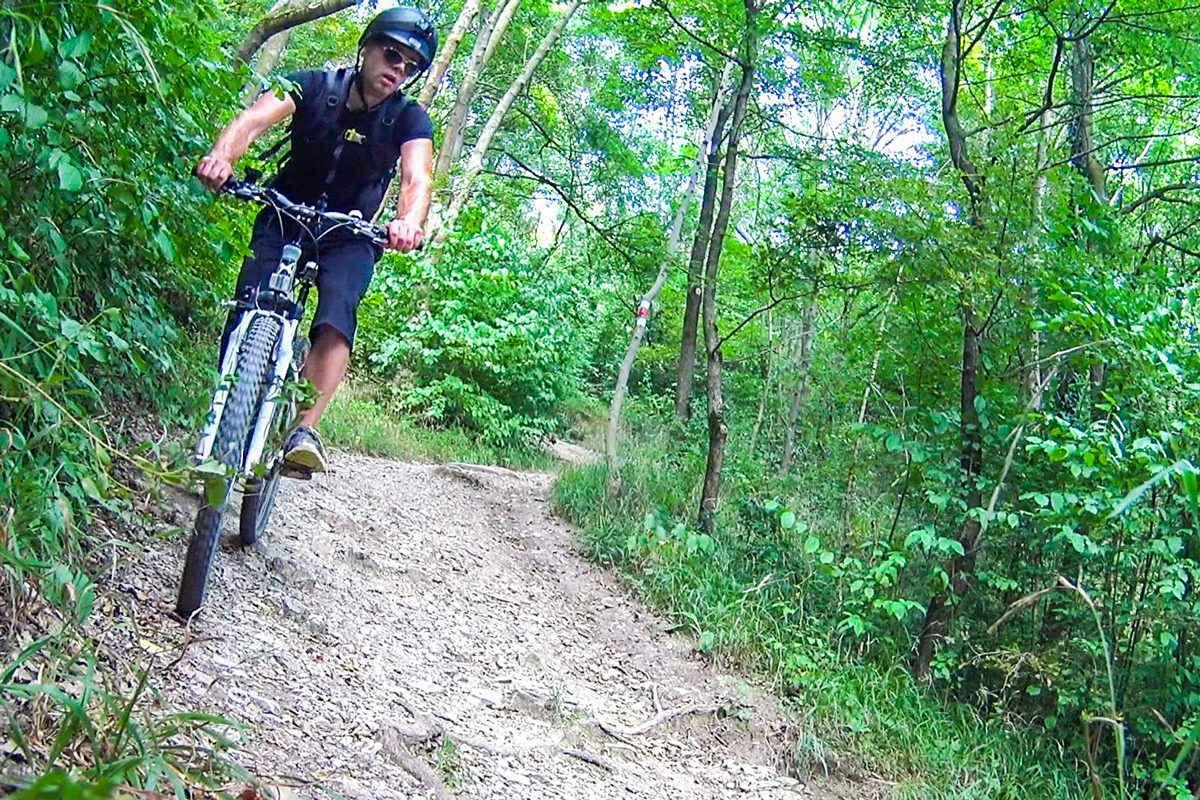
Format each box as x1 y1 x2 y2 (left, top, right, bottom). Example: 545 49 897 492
386 138 434 251
196 92 297 190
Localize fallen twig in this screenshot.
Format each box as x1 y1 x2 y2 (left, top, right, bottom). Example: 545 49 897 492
377 726 455 800
597 703 721 737
561 747 615 772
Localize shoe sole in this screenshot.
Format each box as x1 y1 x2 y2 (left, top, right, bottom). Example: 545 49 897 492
284 443 327 473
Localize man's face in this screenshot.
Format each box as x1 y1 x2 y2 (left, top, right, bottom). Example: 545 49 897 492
361 38 420 96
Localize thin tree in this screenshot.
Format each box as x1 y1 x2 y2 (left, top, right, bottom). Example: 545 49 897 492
698 0 758 534
438 0 585 236
418 0 483 108
433 0 520 177
606 65 733 474
913 0 988 680
674 93 734 420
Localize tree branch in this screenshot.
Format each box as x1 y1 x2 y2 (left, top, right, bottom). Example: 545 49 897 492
1120 182 1197 215
651 0 743 66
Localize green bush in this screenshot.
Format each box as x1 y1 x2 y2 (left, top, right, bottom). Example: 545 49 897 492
1 0 246 790
358 226 588 445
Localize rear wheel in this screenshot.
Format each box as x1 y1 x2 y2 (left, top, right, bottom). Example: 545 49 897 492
239 463 282 547
238 335 306 547
176 315 280 620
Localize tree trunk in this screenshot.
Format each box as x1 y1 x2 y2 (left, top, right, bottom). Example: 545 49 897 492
699 0 757 534
439 0 584 234
1070 35 1107 201
418 0 483 108
236 0 355 65
674 92 734 421
242 28 292 102
747 310 773 456
778 298 817 475
605 67 731 473
1070 33 1108 412
241 0 291 102
434 0 506 178
1025 107 1051 408
914 307 984 679
913 0 988 679
481 0 522 67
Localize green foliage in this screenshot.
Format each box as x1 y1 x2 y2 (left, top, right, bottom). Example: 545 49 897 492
358 226 588 445
552 423 1093 798
321 380 555 469
1 0 246 790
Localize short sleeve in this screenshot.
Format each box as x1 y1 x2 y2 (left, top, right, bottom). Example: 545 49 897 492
396 102 434 145
284 70 323 109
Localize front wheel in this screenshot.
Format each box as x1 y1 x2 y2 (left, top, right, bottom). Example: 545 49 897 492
176 315 280 620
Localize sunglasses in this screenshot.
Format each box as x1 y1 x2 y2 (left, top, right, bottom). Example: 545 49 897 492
381 45 420 72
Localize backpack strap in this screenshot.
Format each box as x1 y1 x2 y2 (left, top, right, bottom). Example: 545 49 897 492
369 92 412 188
258 69 353 167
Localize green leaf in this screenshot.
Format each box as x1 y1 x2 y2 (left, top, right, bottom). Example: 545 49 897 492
820 551 835 565
59 317 83 339
8 238 30 261
58 31 92 59
79 475 105 502
780 510 796 530
57 60 85 90
804 535 820 554
153 228 175 262
23 102 48 129
56 159 83 192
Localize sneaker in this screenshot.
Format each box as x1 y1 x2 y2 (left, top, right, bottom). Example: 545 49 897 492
283 426 327 474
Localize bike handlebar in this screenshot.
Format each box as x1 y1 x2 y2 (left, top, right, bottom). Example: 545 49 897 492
222 178 390 247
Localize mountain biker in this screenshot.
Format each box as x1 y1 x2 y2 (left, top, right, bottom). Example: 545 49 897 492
195 7 437 475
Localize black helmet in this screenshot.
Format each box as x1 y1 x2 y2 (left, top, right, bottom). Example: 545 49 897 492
360 7 437 72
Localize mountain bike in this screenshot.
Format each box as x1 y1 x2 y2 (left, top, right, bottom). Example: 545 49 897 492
176 179 387 620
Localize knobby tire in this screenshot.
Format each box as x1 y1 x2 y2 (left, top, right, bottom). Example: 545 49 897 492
176 315 280 620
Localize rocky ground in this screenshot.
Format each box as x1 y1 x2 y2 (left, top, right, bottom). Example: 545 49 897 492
114 453 879 799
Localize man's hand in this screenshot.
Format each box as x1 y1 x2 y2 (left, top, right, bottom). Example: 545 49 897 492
386 218 425 252
196 154 235 192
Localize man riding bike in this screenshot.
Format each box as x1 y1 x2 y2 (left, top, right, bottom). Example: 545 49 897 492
195 7 437 475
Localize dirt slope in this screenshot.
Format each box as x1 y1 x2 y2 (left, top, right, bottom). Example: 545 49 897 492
117 453 876 799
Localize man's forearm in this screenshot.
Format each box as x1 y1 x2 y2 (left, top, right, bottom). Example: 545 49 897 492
397 176 432 227
209 116 264 164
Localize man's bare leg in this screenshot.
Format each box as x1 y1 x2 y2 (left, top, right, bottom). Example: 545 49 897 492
297 325 350 429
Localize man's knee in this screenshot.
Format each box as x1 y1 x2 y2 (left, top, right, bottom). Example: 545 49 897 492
310 323 352 352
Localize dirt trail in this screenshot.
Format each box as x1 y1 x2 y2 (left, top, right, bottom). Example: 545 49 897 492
119 453 872 799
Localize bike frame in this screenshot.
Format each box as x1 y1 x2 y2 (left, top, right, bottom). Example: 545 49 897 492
192 180 386 479
194 244 308 473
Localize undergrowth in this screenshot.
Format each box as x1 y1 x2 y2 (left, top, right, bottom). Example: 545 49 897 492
322 380 558 471
551 420 1095 799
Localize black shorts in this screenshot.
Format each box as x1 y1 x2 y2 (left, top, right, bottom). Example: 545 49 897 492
230 209 382 348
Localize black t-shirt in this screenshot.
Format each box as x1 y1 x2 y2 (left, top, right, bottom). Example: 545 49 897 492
270 69 433 216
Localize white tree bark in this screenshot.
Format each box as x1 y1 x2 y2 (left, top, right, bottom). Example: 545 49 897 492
605 64 733 473
433 0 518 178
236 0 355 65
418 0 483 108
438 0 585 235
